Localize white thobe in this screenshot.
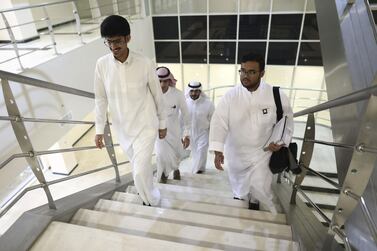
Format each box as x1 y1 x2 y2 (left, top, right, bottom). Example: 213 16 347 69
156 87 190 181
94 51 166 206
186 95 214 173
209 81 293 209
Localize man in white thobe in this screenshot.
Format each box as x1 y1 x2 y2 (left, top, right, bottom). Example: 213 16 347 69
186 81 214 174
94 15 167 206
155 67 190 183
209 52 293 214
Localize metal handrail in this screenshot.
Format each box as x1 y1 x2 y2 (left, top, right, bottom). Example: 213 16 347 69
293 137 354 149
294 85 377 117
0 115 95 125
0 160 130 217
0 70 94 98
0 0 73 13
302 166 340 190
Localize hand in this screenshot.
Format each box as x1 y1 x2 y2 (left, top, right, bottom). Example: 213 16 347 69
95 134 105 149
159 128 167 139
181 136 190 149
214 151 224 171
268 143 283 152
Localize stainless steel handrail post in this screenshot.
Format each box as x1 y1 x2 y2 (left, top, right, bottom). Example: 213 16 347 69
42 6 58 55
71 1 84 44
290 113 315 205
344 189 377 243
1 13 24 70
104 119 120 182
1 78 56 210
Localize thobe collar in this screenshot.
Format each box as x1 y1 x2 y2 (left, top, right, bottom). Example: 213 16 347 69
240 80 265 95
112 49 133 65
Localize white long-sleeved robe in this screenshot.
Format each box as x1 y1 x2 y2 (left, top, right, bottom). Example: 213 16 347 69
94 51 166 206
156 87 190 181
209 81 293 210
186 94 214 173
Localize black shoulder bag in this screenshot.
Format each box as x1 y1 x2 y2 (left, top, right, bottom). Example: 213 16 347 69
269 87 301 174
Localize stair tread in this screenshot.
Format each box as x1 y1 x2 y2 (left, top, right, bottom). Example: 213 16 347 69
30 221 221 251
164 179 231 191
72 209 299 251
127 183 234 198
94 199 293 240
125 185 249 208
113 192 287 224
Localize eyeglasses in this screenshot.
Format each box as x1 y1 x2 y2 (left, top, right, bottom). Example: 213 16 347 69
238 69 259 76
104 38 124 47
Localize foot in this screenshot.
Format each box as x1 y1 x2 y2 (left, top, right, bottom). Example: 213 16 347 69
233 197 244 200
160 172 168 184
196 170 204 174
173 169 181 180
248 201 260 210
142 201 151 206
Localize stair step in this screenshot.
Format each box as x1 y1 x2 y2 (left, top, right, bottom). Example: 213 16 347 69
112 192 287 224
126 183 233 199
125 185 248 208
30 221 221 251
165 178 231 191
298 190 338 207
72 209 298 251
94 199 293 240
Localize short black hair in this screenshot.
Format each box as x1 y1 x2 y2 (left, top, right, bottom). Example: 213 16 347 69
100 15 130 37
241 52 265 72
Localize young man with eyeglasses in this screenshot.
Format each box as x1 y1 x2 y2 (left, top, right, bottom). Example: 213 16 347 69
209 52 293 214
94 15 167 206
155 66 191 183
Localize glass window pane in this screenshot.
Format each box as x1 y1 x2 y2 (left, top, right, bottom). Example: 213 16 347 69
239 15 269 39
209 0 237 13
302 14 319 40
155 42 180 63
209 15 237 39
270 14 302 40
372 11 377 25
306 0 316 12
151 0 177 14
152 17 179 39
298 42 323 66
272 0 305 12
180 0 206 14
183 64 208 89
180 16 207 39
237 42 266 64
182 42 207 63
264 65 294 87
209 64 236 89
240 0 271 13
293 66 324 89
267 42 298 65
209 42 236 64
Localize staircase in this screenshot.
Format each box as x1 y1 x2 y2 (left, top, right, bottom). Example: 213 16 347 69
29 169 300 250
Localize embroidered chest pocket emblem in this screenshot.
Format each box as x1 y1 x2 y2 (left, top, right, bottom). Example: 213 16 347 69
262 108 268 114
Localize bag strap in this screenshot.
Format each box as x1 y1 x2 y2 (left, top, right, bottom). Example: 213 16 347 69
273 86 283 122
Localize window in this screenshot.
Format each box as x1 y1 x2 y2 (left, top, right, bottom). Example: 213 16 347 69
155 42 180 63
239 15 269 39
180 16 207 39
298 42 323 66
270 14 302 40
237 42 266 64
182 42 207 63
302 14 319 40
267 42 298 65
209 42 236 64
209 15 237 39
153 17 179 39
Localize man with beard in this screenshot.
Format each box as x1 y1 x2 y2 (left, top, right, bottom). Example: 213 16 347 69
209 53 293 214
155 66 190 183
186 81 214 174
94 15 167 206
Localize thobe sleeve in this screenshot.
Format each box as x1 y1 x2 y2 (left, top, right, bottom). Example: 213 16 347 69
94 61 108 135
207 101 215 123
178 92 191 137
146 60 167 129
209 97 229 153
280 89 294 146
